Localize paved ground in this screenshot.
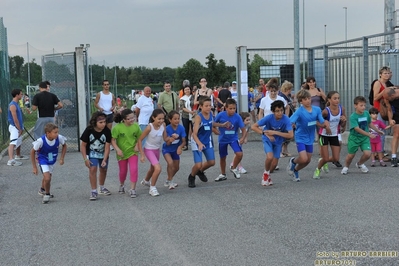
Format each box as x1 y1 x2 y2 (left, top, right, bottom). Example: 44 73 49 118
1 135 399 266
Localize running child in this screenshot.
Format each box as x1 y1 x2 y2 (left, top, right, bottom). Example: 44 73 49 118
369 107 390 167
313 91 347 179
111 109 142 198
80 111 112 201
214 99 247 181
162 111 186 189
230 112 252 174
287 89 329 182
30 123 67 204
188 97 217 188
138 109 166 196
252 100 293 186
341 96 384 175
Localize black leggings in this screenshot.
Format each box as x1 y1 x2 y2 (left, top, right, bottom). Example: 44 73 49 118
182 117 192 145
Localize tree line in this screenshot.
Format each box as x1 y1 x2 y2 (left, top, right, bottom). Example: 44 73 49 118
9 53 275 94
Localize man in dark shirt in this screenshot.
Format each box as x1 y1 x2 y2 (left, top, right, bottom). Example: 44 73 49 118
32 81 63 139
216 82 232 111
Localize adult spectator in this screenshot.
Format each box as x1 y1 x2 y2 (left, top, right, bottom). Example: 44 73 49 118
158 81 179 123
253 85 264 121
32 81 63 139
179 79 190 98
372 67 393 154
180 85 195 150
230 81 238 102
216 82 232 112
279 81 296 157
95 80 116 130
7 89 26 166
135 86 154 146
259 79 267 96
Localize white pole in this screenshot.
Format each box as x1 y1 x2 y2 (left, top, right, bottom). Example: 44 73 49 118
324 25 327 45
27 42 31 87
302 0 306 81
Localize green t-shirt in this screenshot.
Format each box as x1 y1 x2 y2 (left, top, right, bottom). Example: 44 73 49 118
349 111 371 143
111 122 142 160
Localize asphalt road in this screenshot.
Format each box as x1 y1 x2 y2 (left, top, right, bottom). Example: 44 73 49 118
1 136 398 266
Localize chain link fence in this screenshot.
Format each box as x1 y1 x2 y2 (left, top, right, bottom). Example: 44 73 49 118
41 52 79 151
0 18 11 148
243 30 399 129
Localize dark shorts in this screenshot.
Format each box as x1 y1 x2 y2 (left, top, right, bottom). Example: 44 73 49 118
105 113 114 124
319 135 340 146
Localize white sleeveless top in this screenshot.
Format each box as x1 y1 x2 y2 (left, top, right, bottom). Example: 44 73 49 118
144 123 164 149
98 91 113 115
320 105 342 137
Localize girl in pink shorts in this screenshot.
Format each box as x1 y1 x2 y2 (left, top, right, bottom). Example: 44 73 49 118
138 109 167 196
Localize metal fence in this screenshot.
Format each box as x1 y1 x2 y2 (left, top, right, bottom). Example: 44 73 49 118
0 18 11 147
42 52 79 151
243 30 399 127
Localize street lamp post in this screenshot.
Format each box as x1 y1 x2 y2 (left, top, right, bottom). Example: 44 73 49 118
343 7 347 42
324 24 327 45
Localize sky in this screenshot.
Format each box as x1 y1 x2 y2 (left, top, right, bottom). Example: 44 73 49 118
2 0 398 68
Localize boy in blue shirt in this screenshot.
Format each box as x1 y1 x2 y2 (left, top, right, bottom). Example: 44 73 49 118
287 90 329 182
214 99 247 181
188 97 217 188
251 100 293 186
341 96 383 175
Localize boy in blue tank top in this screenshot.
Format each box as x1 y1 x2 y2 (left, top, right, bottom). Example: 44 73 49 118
214 99 247 181
287 90 329 182
188 97 217 188
30 123 67 204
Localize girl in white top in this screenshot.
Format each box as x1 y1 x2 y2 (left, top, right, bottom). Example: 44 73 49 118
258 83 289 119
138 109 167 196
313 91 347 179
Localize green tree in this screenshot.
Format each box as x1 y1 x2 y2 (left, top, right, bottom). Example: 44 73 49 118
9 55 25 79
175 59 205 90
249 54 272 86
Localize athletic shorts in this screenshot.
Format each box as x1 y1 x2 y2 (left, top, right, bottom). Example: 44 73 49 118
144 148 160 165
40 164 55 174
296 142 313 153
89 158 108 169
263 140 282 158
347 138 371 154
219 140 242 158
105 113 114 124
162 150 180 160
319 135 340 146
193 147 215 164
9 125 22 148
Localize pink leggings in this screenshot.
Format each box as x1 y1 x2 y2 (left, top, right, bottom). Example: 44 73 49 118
118 155 138 183
144 148 160 165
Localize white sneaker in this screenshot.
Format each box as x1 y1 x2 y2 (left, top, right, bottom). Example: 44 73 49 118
168 181 178 190
356 163 369 173
215 174 227 182
341 167 349 175
149 187 160 196
15 155 28 160
42 195 50 204
141 179 150 187
239 167 247 174
164 180 171 187
7 160 22 166
129 189 137 198
230 168 241 179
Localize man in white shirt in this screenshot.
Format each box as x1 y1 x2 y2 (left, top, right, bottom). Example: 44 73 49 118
135 86 154 146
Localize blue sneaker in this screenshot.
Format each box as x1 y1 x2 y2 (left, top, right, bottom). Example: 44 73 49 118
286 157 296 176
292 170 300 182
